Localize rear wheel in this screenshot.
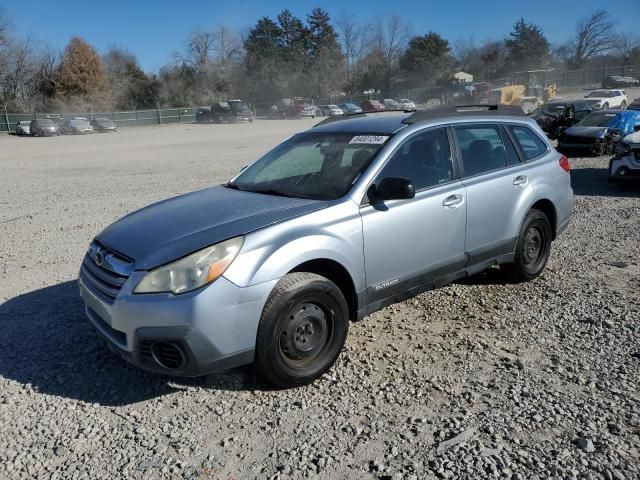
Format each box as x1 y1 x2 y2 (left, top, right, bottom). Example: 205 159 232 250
255 272 349 387
502 209 552 282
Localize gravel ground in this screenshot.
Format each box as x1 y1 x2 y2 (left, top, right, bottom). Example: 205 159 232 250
0 121 639 480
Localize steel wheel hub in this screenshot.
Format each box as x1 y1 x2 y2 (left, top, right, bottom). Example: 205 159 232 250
523 227 543 266
279 302 329 365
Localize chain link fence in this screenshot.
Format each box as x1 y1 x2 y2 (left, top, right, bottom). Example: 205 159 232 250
0 107 200 134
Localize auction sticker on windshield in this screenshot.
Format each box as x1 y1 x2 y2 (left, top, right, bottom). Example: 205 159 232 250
349 135 389 144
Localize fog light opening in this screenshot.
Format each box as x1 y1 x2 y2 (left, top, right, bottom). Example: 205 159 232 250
150 342 186 370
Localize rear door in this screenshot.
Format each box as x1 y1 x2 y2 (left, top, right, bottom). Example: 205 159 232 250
360 126 467 302
452 123 532 265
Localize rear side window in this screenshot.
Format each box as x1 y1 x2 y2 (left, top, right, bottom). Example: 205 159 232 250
509 126 548 160
453 125 513 177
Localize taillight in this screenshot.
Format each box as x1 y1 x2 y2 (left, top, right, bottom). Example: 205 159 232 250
559 155 570 172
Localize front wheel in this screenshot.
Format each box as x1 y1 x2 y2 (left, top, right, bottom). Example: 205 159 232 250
603 103 609 109
255 272 349 387
502 209 552 283
620 101 627 109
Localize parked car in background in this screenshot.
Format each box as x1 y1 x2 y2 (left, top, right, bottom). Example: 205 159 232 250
361 99 385 111
228 99 254 122
30 118 59 136
15 121 31 136
383 98 400 109
196 102 237 123
338 103 363 114
558 109 640 155
91 118 117 132
319 105 344 116
602 76 640 88
608 126 640 185
583 90 628 110
530 100 593 139
60 119 94 135
289 98 317 118
627 98 640 111
396 99 416 110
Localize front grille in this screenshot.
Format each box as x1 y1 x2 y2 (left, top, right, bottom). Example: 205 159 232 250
80 242 133 304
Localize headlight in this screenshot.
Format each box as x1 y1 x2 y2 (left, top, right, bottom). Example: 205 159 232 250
134 236 244 294
615 142 630 156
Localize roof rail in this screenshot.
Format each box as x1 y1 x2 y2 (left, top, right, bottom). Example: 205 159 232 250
403 104 525 124
313 108 416 127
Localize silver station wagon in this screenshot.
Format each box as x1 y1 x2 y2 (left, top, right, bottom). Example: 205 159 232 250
79 105 573 387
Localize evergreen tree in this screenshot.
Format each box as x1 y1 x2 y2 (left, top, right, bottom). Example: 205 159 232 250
399 32 456 87
244 17 284 101
306 8 345 96
505 18 550 71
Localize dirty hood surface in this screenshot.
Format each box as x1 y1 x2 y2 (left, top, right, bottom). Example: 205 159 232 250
97 186 328 270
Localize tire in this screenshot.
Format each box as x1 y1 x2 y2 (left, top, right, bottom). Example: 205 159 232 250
620 101 627 110
603 103 609 109
255 272 349 387
502 209 552 283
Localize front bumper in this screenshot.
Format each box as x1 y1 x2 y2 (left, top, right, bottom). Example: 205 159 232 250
78 270 278 376
558 140 602 154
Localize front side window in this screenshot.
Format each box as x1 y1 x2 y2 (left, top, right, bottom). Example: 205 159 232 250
230 132 388 200
509 126 548 160
376 127 453 190
453 124 515 177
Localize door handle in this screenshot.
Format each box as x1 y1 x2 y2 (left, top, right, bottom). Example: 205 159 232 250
513 175 529 187
443 194 464 208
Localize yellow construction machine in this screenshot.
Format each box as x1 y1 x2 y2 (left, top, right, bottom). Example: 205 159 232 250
488 70 558 114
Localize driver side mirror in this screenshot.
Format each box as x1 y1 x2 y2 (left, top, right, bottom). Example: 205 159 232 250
371 177 415 202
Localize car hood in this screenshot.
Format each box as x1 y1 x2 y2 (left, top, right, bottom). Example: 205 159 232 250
563 126 608 138
97 186 329 270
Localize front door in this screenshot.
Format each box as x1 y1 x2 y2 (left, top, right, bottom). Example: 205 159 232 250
360 127 467 303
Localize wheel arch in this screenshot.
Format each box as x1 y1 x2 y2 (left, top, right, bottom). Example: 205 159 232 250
290 258 359 321
529 198 557 239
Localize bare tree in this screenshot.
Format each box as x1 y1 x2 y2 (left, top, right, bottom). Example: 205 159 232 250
211 26 243 64
613 33 640 63
336 13 364 91
368 14 411 92
568 10 618 67
185 30 217 68
451 36 477 72
0 6 11 47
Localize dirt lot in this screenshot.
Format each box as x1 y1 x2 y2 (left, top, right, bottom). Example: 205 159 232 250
0 121 639 480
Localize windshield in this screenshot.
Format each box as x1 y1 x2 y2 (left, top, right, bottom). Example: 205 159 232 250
228 132 389 200
578 112 619 127
538 103 565 115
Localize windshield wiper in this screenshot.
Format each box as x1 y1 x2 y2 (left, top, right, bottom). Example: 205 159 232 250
224 181 241 190
246 187 299 198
